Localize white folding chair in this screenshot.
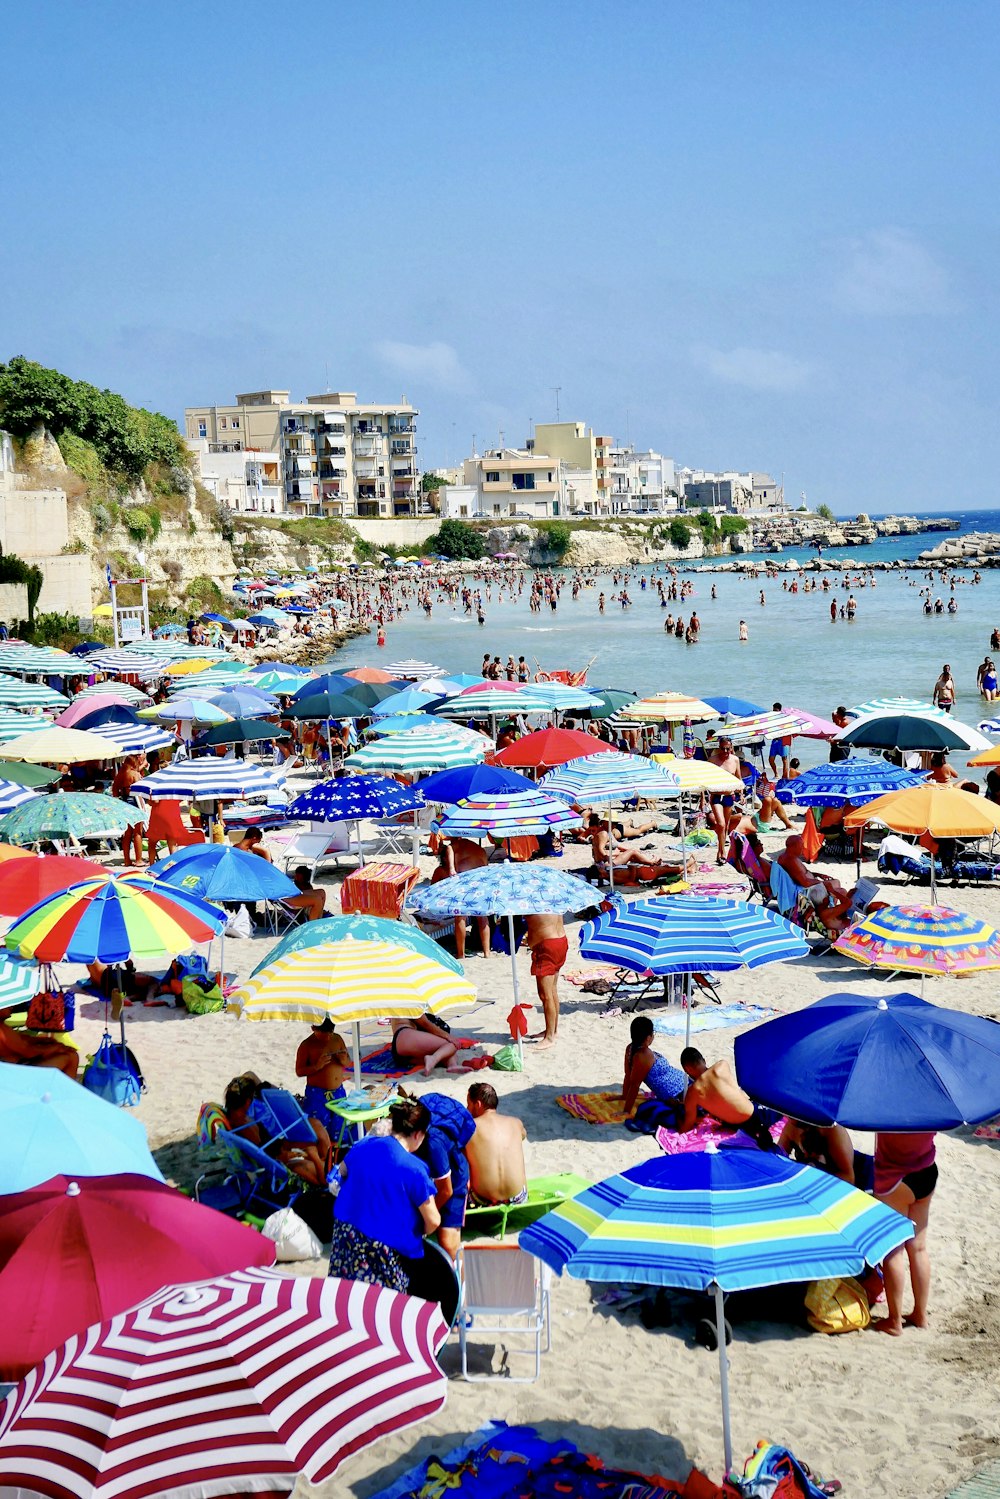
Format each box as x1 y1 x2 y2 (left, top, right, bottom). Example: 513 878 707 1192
281 821 354 875
457 1244 551 1382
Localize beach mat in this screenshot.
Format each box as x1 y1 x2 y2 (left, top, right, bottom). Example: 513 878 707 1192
556 1090 651 1125
359 1043 421 1078
652 1002 778 1037
946 1463 1000 1498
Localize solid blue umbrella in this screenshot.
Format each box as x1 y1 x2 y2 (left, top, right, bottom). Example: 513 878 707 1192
150 844 297 903
0 1065 164 1192
201 612 235 628
372 687 445 717
292 673 358 701
521 1148 912 1472
418 764 534 802
203 688 278 718
248 662 311 677
702 695 765 719
367 714 439 735
776 757 927 807
68 703 139 730
734 991 1000 1130
251 912 463 977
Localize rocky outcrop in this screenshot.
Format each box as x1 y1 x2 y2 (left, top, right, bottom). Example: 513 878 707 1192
484 522 712 568
21 424 67 472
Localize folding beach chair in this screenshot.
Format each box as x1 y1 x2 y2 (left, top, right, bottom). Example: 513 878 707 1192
457 1244 552 1382
253 1088 318 1146
281 821 354 876
463 1172 590 1240
194 1129 301 1221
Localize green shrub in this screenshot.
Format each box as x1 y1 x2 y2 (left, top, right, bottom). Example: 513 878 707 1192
426 518 486 560
720 515 748 538
186 575 224 608
533 520 572 559
0 550 44 625
668 518 691 550
123 506 161 543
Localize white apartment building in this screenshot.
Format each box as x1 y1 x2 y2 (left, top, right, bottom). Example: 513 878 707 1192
441 448 566 520
184 390 419 519
189 439 282 515
677 468 784 515
606 446 677 514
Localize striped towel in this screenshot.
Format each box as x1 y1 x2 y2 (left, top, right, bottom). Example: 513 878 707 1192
556 1090 651 1125
359 1044 422 1078
652 1003 778 1037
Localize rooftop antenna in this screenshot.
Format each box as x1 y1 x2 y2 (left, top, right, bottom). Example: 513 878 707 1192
553 386 561 421
625 408 631 448
324 361 330 393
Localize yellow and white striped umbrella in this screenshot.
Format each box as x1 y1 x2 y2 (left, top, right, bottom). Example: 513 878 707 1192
229 937 476 1025
651 756 744 792
619 692 716 723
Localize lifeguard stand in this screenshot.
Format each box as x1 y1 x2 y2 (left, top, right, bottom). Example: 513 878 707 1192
110 575 150 647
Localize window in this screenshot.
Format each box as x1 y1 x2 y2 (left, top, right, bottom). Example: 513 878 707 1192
197 421 207 438
512 472 536 491
231 417 240 429
485 470 501 483
220 417 228 429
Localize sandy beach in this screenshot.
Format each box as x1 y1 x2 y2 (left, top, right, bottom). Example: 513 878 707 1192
57 776 1000 1499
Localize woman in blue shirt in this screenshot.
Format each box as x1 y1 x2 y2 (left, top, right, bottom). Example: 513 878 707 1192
329 1098 441 1293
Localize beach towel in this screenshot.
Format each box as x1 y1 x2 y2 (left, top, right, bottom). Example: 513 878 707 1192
768 860 800 918
359 1043 422 1077
655 1115 785 1154
556 1090 650 1125
651 1003 778 1037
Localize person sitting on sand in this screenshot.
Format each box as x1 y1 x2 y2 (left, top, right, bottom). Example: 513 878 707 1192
777 834 856 935
465 1081 528 1206
0 1005 79 1077
873 1132 937 1335
621 1016 686 1123
285 866 326 922
295 1018 351 1121
678 1047 777 1149
389 1014 484 1075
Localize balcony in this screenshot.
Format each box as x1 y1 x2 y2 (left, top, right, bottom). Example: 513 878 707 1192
319 462 348 480
319 423 346 437
353 436 382 458
390 440 412 456
388 421 415 435
208 441 244 454
321 441 346 457
391 464 413 478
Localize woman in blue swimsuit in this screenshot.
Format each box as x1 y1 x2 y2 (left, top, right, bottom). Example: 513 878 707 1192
621 1016 687 1121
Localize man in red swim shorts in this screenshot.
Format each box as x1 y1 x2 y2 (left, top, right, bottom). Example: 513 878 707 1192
525 913 568 1048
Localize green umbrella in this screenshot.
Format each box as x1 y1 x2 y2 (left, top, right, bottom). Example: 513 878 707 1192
195 719 290 748
0 763 59 788
0 793 139 846
576 687 639 721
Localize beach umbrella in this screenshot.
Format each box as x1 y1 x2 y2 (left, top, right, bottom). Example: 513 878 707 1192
230 939 477 1088
169 667 257 692
88 649 174 678
575 687 639 721
850 696 945 718
73 682 151 706
5 875 226 965
150 843 297 904
580 893 808 1045
138 697 233 726
386 658 442 679
0 953 43 1008
701 695 765 719
422 673 489 694
0 762 57 788
0 677 67 710
0 1174 276 1381
0 1066 163 1193
0 793 139 847
252 669 311 695
285 690 370 721
0 726 128 765
86 722 176 756
372 686 446 716
418 763 534 802
0 780 35 815
542 751 681 890
287 774 424 863
193 717 288 748
520 1149 912 1473
130 760 286 802
252 913 463 979
775 756 926 807
56 693 137 729
201 686 278 716
346 724 488 775
619 691 717 724
735 991 1000 1130
0 854 111 916
435 684 546 718
723 709 812 746
648 755 744 794
835 903 1000 983
493 727 616 770
0 712 49 744
837 712 989 753
291 672 355 700
524 682 603 712
436 788 584 839
969 742 1000 764
0 1267 448 1495
344 666 398 683
345 681 406 710
366 713 438 735
843 784 1000 899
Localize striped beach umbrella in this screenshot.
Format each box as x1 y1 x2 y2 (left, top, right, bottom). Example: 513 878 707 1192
0 953 43 1007
520 1151 912 1472
139 698 233 726
0 712 49 744
850 695 946 718
0 726 129 765
835 903 1000 976
0 854 112 916
542 750 681 806
437 788 583 838
436 685 549 717
649 755 744 793
386 658 442 679
130 761 286 802
0 677 67 710
73 682 152 706
0 780 36 815
346 725 488 774
774 756 926 807
0 647 77 675
724 709 812 745
618 691 716 724
523 682 602 712
87 650 173 679
0 793 138 846
252 913 463 979
86 722 176 756
5 875 226 964
252 670 310 696
0 1267 448 1495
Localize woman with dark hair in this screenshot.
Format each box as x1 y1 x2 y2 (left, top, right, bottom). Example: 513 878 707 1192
328 1097 441 1292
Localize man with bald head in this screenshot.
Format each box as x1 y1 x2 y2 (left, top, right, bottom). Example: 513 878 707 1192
777 834 855 935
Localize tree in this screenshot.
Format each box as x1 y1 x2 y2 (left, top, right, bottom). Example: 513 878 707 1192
669 517 691 550
720 515 748 538
421 473 447 494
427 518 486 560
816 503 834 521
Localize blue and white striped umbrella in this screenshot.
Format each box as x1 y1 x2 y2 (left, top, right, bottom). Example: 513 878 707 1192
87 650 174 678
542 751 681 806
130 762 286 802
87 722 177 755
437 789 583 838
385 659 442 680
0 953 43 1007
407 864 598 919
979 716 1000 738
287 775 424 824
522 683 602 712
0 781 37 815
777 756 927 807
580 894 808 976
0 713 49 744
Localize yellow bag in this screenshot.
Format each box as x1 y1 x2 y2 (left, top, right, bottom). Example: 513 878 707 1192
804 1276 870 1333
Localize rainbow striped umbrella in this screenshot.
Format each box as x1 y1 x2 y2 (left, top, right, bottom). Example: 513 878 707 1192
5 875 225 964
437 788 583 838
520 1149 912 1473
835 903 1000 976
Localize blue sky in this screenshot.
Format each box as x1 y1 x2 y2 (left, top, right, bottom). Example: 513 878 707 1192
2 1 998 512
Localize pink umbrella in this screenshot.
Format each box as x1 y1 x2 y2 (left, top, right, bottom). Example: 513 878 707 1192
0 1267 448 1495
0 1174 275 1380
56 693 132 728
784 707 840 739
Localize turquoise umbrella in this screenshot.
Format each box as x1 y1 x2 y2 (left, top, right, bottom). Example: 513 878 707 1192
0 793 138 847
0 1066 164 1192
251 913 464 977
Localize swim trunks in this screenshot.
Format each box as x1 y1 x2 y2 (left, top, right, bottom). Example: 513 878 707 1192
469 1184 529 1208
530 936 569 977
303 1083 347 1120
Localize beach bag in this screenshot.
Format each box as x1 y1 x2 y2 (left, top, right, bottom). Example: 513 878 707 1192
261 1207 324 1263
181 977 224 1015
491 1044 523 1072
737 1440 834 1498
83 1030 144 1109
804 1276 870 1334
25 987 74 1033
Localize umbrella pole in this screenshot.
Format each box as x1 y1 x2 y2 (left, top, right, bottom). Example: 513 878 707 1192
353 1019 362 1091
685 971 692 1050
411 815 419 867
714 1281 733 1477
508 912 523 1065
607 807 615 893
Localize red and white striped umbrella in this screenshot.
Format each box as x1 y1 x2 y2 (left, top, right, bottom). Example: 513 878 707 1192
0 1266 448 1497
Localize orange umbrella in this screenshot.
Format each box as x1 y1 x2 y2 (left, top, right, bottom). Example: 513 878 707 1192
968 746 1000 766
0 843 27 864
344 666 397 684
843 784 1000 837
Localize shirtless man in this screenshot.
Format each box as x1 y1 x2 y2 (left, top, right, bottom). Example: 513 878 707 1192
524 911 567 1047
707 735 741 864
465 1082 528 1206
285 866 327 922
777 834 854 935
0 1007 79 1077
432 837 490 959
111 753 145 867
295 1017 351 1121
679 1047 776 1149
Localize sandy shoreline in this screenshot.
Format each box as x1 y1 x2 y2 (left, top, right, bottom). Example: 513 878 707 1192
62 780 1000 1499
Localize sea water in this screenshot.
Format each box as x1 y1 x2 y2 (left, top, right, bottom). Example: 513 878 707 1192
327 509 1000 758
